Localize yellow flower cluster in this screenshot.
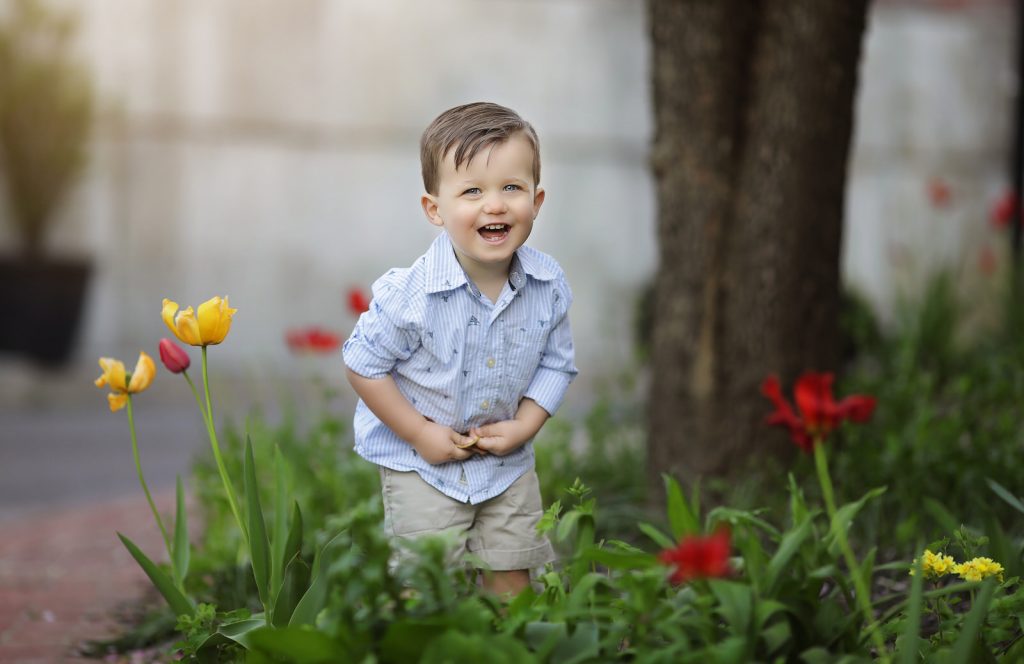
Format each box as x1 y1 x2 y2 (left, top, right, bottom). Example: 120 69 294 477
910 549 955 579
910 550 1004 583
953 557 1004 583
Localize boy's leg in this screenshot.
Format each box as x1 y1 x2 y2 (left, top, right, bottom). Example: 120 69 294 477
468 469 555 595
482 569 531 596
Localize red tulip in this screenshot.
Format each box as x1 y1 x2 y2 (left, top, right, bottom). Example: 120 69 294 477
658 528 731 585
286 327 341 354
990 190 1019 229
347 288 370 316
761 372 876 453
158 338 191 374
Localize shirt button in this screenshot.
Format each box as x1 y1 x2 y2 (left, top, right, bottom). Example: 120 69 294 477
481 400 490 409
486 358 495 368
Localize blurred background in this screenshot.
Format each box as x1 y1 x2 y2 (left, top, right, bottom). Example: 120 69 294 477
0 0 1020 512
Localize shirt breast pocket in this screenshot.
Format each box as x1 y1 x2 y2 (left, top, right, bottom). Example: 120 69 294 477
504 328 548 387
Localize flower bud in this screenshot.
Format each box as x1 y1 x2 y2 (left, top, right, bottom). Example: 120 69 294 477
158 338 191 373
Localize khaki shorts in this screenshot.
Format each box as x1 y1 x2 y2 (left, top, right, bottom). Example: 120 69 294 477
379 467 556 572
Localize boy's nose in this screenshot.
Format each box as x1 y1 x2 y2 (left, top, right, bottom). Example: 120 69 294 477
481 193 508 214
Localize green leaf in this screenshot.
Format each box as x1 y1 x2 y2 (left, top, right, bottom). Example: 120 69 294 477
245 625 345 663
194 617 265 654
709 579 753 636
272 551 312 628
580 546 656 570
289 529 346 626
117 532 193 617
898 555 925 664
172 475 189 588
550 622 599 664
766 517 812 594
270 445 288 604
555 509 582 543
638 522 675 549
244 437 272 613
949 578 997 663
987 478 1024 516
284 501 304 563
827 487 886 556
663 473 699 539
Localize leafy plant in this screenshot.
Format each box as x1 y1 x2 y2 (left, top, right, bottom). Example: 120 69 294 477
0 0 94 257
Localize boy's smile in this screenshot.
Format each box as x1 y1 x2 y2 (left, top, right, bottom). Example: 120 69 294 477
421 132 545 284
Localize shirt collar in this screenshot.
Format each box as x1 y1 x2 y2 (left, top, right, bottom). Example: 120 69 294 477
423 232 555 294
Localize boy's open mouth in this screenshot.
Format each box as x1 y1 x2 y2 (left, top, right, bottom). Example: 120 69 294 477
478 224 510 243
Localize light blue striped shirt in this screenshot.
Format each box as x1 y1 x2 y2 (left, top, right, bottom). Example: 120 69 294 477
342 232 577 504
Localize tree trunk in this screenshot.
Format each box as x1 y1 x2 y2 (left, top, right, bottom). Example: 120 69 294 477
646 0 869 488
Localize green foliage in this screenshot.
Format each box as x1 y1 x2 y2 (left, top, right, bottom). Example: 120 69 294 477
0 0 94 256
104 274 1024 661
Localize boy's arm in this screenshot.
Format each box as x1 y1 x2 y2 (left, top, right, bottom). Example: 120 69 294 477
346 367 478 465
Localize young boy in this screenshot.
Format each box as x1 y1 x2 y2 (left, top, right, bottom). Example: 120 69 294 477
342 102 577 595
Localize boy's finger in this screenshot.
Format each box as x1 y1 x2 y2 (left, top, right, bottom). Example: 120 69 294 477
454 434 479 449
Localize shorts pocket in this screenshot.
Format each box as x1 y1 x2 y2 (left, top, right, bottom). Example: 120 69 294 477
382 468 460 537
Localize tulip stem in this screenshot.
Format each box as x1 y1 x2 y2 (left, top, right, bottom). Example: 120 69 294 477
126 396 173 565
182 370 207 420
814 441 889 661
201 346 248 543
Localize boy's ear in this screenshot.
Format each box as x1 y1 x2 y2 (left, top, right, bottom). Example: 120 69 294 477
421 193 444 227
532 187 546 219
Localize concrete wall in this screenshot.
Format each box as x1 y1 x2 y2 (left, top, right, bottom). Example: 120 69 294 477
1 0 1017 390
12 0 653 387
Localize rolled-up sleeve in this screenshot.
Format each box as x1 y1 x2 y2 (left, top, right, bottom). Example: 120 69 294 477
342 278 419 379
523 281 577 415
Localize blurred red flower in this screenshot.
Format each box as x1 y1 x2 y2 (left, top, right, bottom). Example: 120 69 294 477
347 288 370 316
286 327 341 354
927 177 952 208
658 528 731 585
990 190 1019 229
761 373 876 453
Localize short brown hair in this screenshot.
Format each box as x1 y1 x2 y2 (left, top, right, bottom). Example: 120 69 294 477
420 102 540 195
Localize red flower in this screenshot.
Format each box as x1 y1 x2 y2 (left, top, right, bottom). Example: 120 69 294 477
990 190 1019 229
658 528 731 584
347 288 370 316
158 338 191 374
926 177 952 209
760 372 876 453
286 327 341 354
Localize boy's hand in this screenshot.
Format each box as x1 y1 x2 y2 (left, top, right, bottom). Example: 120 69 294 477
470 419 535 457
412 420 480 465
470 398 549 457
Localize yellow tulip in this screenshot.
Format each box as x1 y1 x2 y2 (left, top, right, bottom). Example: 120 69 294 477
94 352 156 412
163 296 237 346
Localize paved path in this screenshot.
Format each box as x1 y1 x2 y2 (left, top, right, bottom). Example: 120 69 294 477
0 492 174 663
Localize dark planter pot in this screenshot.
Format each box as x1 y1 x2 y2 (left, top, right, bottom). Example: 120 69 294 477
0 256 92 367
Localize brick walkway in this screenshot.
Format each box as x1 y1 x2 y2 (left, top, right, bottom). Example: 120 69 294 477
0 492 175 663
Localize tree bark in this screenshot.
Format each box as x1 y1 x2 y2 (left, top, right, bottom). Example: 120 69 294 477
647 0 869 488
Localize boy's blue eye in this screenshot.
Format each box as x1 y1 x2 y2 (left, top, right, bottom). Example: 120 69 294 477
504 184 522 192
462 188 481 195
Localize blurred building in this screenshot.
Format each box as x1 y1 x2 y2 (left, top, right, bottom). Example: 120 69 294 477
0 0 1017 389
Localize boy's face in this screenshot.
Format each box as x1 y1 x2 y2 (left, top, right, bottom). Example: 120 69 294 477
422 132 545 278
